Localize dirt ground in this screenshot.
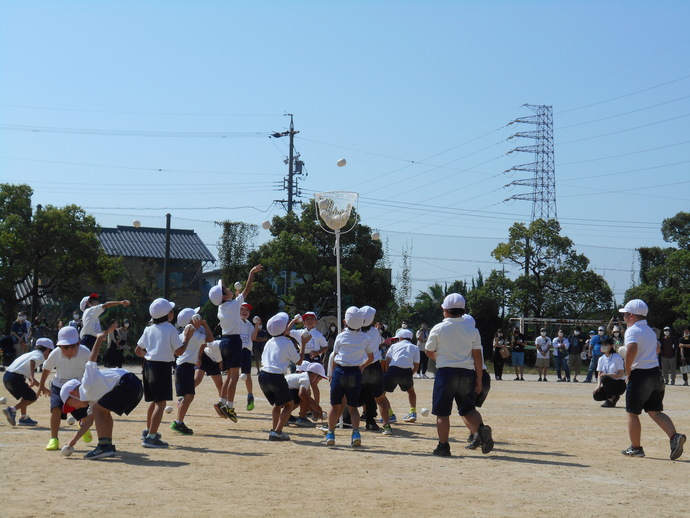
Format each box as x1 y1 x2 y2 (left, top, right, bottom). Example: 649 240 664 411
1 368 687 518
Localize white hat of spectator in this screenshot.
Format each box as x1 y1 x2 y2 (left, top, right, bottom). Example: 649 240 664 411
56 326 80 346
395 328 413 340
267 312 289 336
35 337 55 350
360 305 376 327
150 298 175 319
442 293 465 310
598 326 605 331
619 299 648 317
177 308 196 328
344 306 364 330
209 279 224 306
306 362 328 379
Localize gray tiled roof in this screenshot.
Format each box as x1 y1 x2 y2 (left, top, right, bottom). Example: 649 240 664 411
99 226 215 262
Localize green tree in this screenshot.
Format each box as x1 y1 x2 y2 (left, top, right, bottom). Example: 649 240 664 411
492 219 613 319
0 184 121 332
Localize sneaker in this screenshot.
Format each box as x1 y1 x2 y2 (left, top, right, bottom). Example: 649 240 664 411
557 378 565 382
294 417 315 428
224 406 238 423
538 377 542 382
325 431 336 446
382 424 393 435
351 430 362 447
403 412 417 423
670 433 686 460
46 438 60 451
170 421 194 435
389 414 397 423
621 445 645 457
142 433 169 448
287 415 298 424
82 429 93 443
365 421 380 431
467 432 475 443
573 379 579 383
84 443 116 460
466 434 481 450
514 377 520 381
3 406 17 426
601 401 615 408
268 430 291 441
213 403 227 419
18 416 37 426
141 428 149 441
479 424 494 454
433 442 451 457
543 378 548 382
246 394 255 411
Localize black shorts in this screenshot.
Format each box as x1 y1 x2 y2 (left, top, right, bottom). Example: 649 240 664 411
383 366 414 393
626 367 665 415
197 353 221 376
475 370 491 408
241 348 252 375
97 373 144 416
290 387 302 405
143 360 173 402
175 363 196 397
432 367 478 417
360 361 385 400
330 365 362 407
50 384 88 420
3 371 36 401
80 334 97 350
258 371 292 407
220 334 242 370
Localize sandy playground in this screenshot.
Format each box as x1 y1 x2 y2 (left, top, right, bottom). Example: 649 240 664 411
1 369 687 518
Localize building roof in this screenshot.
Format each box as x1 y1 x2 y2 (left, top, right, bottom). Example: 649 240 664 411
99 226 215 262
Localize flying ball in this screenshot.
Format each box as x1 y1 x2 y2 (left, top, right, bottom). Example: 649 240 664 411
336 158 347 167
61 445 74 457
261 220 271 230
420 408 430 417
234 281 243 291
164 405 174 414
66 416 76 425
0 396 6 404
132 220 141 228
240 373 247 381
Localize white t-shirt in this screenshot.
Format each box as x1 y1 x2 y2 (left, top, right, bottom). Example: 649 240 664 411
43 345 91 387
597 353 625 378
333 329 373 367
204 339 222 363
285 371 311 391
535 336 552 359
80 304 104 338
386 340 420 369
261 336 300 374
137 322 183 362
217 294 244 335
425 318 482 370
78 361 128 403
363 327 383 362
239 319 255 350
552 337 570 357
625 319 659 370
290 328 328 355
176 325 207 365
7 350 45 379
416 328 429 351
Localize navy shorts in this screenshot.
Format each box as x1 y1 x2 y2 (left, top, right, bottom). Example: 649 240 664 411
197 353 221 376
3 371 36 401
258 371 293 407
360 361 385 400
290 388 302 405
175 363 196 397
241 348 252 375
80 334 97 350
626 367 665 415
143 360 173 402
432 367 478 417
475 370 491 408
98 372 144 416
383 366 414 393
330 365 362 407
50 384 88 420
220 334 242 370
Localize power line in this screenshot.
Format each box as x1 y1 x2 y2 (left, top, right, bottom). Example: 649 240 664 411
0 124 270 138
557 139 690 166
558 112 690 145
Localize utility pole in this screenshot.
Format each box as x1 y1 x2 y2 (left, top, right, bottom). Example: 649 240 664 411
271 114 305 213
163 213 171 299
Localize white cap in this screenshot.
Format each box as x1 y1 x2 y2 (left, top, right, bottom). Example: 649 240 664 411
395 328 413 340
360 306 376 327
663 326 671 331
267 312 289 336
442 293 465 310
35 337 55 350
598 326 605 331
208 279 224 306
79 296 90 312
344 306 364 330
305 361 328 379
60 379 81 405
619 299 648 317
296 361 310 372
57 326 80 346
149 298 175 319
177 308 196 328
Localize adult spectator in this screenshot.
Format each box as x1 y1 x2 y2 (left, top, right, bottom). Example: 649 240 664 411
535 328 552 382
491 328 508 381
584 326 608 383
511 327 526 381
552 329 570 382
68 311 83 333
10 312 31 356
416 323 430 379
568 326 586 382
679 327 690 386
659 326 678 385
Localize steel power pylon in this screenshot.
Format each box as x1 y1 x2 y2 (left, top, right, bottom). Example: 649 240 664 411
504 104 557 221
270 114 305 213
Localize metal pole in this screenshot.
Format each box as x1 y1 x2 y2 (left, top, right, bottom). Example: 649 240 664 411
163 213 171 299
336 229 342 333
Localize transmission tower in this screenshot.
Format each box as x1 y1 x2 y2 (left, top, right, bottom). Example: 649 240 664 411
504 104 557 221
270 114 305 213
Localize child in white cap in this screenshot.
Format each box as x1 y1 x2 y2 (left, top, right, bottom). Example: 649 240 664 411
207 265 263 422
285 361 328 427
135 298 189 448
258 312 305 441
383 328 420 424
38 326 93 451
78 293 130 350
289 311 328 407
2 338 54 426
325 306 375 447
61 325 144 459
239 303 259 411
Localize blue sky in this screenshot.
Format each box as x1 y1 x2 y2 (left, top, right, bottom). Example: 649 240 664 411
2 0 689 307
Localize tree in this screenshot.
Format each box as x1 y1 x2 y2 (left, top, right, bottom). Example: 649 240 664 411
492 219 613 319
0 184 121 332
216 221 259 283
